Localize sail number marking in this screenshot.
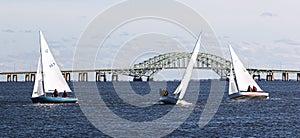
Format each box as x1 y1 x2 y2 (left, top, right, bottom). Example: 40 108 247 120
49 62 56 68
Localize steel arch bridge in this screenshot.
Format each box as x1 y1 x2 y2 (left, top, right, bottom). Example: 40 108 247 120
116 52 231 79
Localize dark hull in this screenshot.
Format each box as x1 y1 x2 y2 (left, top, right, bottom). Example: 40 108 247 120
229 92 269 101
159 96 178 105
31 96 78 103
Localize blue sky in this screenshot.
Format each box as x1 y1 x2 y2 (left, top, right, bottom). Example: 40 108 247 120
1 0 300 80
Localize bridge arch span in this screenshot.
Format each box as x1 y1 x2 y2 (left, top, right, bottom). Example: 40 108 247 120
125 52 231 78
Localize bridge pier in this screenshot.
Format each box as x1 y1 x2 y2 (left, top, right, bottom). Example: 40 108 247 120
25 74 29 82
13 75 17 82
7 75 11 82
112 73 118 82
282 72 289 81
7 74 18 82
147 76 154 81
253 74 261 81
96 72 107 82
78 73 88 82
101 73 107 82
133 76 142 81
31 74 35 81
297 73 300 81
266 72 274 81
63 72 71 82
25 74 32 82
96 72 100 82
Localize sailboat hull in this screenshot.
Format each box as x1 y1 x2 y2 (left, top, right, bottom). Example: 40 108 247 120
31 96 78 103
159 96 178 105
229 92 269 100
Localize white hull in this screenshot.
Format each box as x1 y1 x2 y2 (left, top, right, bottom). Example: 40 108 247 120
229 92 269 100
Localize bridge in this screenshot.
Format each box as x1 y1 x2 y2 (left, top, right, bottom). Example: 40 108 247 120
1 52 300 82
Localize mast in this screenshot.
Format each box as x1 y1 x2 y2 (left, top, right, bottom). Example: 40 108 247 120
39 31 46 96
173 33 202 100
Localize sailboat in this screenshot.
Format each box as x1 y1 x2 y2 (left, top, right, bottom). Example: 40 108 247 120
159 34 201 105
228 45 269 100
31 31 78 103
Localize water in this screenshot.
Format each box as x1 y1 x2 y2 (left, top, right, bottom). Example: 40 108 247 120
1 81 300 137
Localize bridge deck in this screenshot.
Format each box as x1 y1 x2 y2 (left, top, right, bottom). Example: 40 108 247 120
1 67 300 75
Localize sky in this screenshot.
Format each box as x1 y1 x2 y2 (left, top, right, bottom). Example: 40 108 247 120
1 0 300 80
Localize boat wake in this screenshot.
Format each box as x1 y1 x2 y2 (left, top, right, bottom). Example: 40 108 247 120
270 97 300 101
33 103 69 107
269 98 281 101
176 100 192 106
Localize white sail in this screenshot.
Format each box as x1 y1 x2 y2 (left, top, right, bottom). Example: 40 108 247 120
228 64 238 95
229 45 262 92
173 34 202 100
39 31 72 93
32 57 44 98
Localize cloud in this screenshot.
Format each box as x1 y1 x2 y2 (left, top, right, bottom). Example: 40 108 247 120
22 30 33 33
1 29 35 33
120 31 130 36
2 29 14 33
230 39 300 70
260 12 278 17
274 39 300 45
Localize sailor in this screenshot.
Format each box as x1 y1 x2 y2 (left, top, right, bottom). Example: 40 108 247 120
247 85 253 92
163 90 169 96
253 86 257 92
53 89 59 97
62 90 68 98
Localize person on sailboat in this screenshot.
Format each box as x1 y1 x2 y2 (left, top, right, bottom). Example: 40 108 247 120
247 85 253 92
159 88 169 96
253 86 257 92
62 90 68 98
163 90 169 96
53 89 59 97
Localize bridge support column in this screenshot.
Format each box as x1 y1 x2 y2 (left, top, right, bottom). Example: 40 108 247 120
83 73 88 81
12 75 18 82
253 75 261 81
96 72 107 82
297 73 300 81
25 74 30 82
7 75 12 82
266 72 274 81
78 73 82 82
96 72 100 82
78 73 88 82
147 76 153 81
133 76 142 81
25 74 36 82
31 74 35 81
282 72 289 81
101 72 107 82
112 73 118 82
7 74 18 82
63 73 71 82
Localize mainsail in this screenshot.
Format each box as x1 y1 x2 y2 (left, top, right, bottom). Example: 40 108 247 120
173 34 202 100
229 45 262 92
39 31 72 93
